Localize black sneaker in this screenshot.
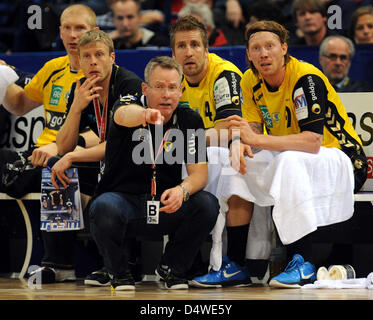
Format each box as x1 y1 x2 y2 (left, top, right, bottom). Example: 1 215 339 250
165 272 189 290
128 259 143 283
84 268 111 286
111 272 135 291
155 263 171 281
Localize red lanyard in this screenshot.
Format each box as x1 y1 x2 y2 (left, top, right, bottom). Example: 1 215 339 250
93 97 108 143
148 125 171 198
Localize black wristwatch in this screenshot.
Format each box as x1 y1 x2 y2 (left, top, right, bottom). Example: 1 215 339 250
179 183 190 202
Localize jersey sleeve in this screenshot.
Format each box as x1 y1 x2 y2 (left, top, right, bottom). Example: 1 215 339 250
11 66 34 88
24 60 55 103
292 74 326 134
112 93 143 113
111 94 144 129
115 67 143 100
213 70 242 122
241 75 263 123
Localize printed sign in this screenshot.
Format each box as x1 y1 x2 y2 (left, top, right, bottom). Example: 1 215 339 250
339 92 373 191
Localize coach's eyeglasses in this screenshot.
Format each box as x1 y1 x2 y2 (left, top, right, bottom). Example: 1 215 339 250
147 84 181 95
322 53 350 62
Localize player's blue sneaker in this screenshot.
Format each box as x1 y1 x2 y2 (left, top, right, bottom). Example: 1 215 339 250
190 256 251 288
269 254 316 288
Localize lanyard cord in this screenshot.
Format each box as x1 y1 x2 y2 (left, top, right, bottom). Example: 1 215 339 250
93 97 108 177
93 97 108 143
147 124 171 197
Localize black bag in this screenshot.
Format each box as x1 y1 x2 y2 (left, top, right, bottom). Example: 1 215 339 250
0 149 41 198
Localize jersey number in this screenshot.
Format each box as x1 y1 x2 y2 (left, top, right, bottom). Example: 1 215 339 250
205 101 213 122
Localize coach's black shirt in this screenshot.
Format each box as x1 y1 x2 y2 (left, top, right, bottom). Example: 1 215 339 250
95 96 206 197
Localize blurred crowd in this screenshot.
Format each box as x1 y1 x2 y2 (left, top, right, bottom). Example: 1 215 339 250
1 0 373 53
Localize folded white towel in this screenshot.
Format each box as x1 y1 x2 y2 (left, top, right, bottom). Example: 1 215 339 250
0 65 19 104
216 147 354 245
206 147 273 271
302 278 367 289
366 272 373 289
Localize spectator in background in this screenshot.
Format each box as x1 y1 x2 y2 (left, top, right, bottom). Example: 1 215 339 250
109 0 169 49
96 0 165 32
178 2 229 47
291 0 336 46
47 0 110 16
215 0 246 28
245 1 286 26
319 35 373 92
349 5 373 44
213 0 247 46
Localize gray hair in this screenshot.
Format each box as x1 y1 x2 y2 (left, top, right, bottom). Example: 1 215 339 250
178 2 215 29
319 35 356 59
144 56 183 84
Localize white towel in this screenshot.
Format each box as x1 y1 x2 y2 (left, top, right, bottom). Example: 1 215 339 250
206 147 273 271
301 278 368 289
267 148 354 244
0 65 19 105
366 272 373 289
216 147 354 245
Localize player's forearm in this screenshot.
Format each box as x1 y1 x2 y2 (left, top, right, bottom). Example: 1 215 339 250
182 163 208 195
80 130 100 149
252 131 322 154
56 109 82 155
67 142 106 163
3 84 40 116
206 120 230 147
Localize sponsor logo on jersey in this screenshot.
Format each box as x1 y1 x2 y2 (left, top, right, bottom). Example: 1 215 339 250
230 72 239 95
293 87 308 121
45 110 65 131
255 93 263 102
259 105 273 128
307 75 318 101
312 103 321 114
119 94 137 104
272 112 281 124
178 101 190 108
49 85 63 106
164 141 173 152
215 77 231 109
232 95 240 105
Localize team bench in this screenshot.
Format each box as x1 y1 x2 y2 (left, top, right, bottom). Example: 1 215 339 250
1 190 372 279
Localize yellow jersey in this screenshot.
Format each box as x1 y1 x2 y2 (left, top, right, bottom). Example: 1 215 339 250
241 57 364 160
179 53 243 129
24 55 84 147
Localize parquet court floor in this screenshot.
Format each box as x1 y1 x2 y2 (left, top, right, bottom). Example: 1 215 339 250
1 278 372 300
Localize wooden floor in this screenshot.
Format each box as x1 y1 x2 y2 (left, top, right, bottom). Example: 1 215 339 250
1 277 373 300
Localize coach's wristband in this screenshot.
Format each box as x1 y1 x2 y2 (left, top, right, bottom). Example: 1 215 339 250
77 135 86 148
228 136 241 149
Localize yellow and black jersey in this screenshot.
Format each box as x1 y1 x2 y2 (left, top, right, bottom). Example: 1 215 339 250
178 53 242 129
24 55 84 147
241 56 367 186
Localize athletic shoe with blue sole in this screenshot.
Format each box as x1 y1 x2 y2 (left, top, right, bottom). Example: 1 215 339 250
269 254 316 288
190 256 251 288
